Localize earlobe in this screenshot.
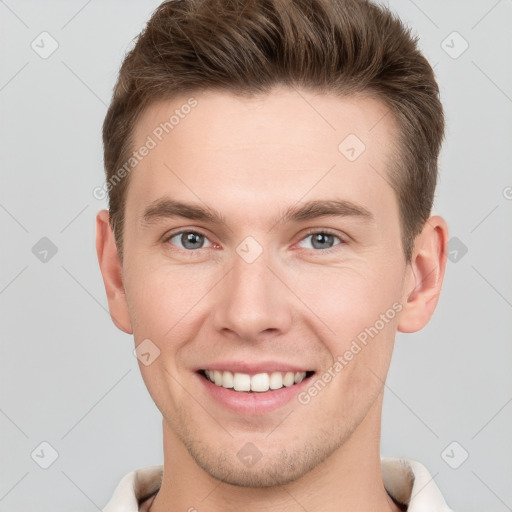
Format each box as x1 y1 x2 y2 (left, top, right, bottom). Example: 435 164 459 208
95 209 133 334
397 215 449 334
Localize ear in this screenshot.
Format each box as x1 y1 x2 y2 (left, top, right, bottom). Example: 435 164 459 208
95 209 133 334
397 215 449 333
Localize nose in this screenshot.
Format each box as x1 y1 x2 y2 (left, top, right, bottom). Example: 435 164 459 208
212 249 292 342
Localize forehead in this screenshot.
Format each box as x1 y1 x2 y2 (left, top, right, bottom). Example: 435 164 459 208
126 87 399 226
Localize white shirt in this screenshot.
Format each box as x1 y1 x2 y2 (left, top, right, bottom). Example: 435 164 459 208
102 457 454 511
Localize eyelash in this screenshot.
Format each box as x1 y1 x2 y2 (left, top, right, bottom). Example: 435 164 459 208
163 228 347 254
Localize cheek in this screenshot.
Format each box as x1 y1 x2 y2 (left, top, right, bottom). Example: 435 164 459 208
289 259 403 368
298 261 400 325
124 260 215 357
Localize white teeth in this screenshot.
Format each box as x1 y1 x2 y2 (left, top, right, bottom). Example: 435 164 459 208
204 370 308 392
283 372 295 387
233 372 251 391
213 370 223 386
269 371 283 389
222 371 234 388
251 373 270 392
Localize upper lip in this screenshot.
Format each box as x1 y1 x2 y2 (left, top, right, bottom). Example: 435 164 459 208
196 361 314 375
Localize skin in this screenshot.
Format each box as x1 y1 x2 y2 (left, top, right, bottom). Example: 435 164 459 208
96 86 448 512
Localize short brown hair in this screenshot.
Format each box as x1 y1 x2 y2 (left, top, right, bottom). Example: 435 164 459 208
102 0 444 263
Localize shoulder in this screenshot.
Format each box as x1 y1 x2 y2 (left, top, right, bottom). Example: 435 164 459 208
381 457 455 512
102 465 163 512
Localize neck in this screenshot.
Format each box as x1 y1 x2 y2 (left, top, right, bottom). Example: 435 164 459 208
150 391 402 512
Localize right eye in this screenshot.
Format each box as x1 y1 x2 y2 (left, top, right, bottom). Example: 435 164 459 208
164 230 214 251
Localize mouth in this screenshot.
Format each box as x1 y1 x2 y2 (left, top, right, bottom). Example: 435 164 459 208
198 369 315 393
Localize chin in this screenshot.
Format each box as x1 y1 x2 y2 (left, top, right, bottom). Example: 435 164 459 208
184 433 343 488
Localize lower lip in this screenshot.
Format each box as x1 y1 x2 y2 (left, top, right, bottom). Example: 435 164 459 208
196 372 314 415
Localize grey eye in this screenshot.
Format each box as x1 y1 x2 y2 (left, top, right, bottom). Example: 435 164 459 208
299 232 342 250
168 231 212 250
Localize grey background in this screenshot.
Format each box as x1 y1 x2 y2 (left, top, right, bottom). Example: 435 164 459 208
1 1 511 511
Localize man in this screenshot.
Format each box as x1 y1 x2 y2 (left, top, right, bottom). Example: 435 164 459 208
96 0 453 510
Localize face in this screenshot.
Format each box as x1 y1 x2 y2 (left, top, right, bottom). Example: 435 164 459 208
119 87 410 486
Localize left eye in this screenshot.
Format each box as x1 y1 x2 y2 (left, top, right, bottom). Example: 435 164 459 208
298 231 343 251
166 231 212 251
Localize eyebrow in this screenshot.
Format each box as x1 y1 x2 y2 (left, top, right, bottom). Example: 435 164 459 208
140 197 374 228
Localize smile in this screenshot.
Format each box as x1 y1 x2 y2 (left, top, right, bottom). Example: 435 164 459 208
199 369 314 392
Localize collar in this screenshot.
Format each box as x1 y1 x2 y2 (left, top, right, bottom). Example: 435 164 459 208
102 457 454 511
